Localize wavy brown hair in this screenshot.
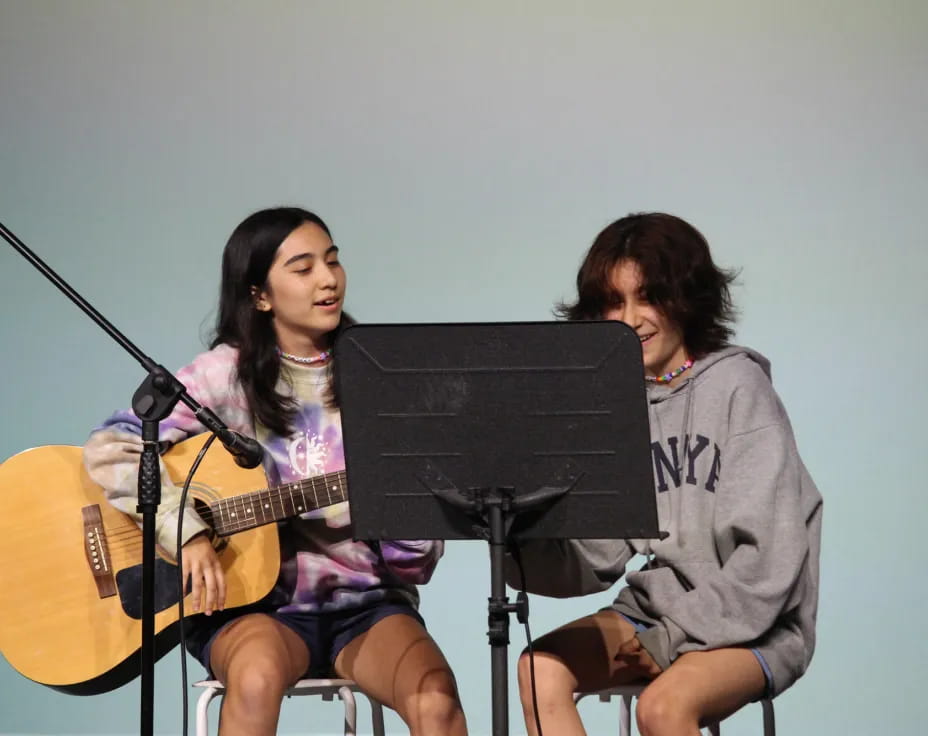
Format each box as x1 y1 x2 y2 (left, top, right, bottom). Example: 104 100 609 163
557 212 737 357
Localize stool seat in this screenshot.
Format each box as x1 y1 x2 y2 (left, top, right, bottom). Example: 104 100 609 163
194 678 385 736
575 683 775 736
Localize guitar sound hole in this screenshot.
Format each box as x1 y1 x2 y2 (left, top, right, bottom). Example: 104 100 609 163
194 498 228 553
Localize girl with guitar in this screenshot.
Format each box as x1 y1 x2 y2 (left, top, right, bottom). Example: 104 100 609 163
508 213 822 736
84 207 467 736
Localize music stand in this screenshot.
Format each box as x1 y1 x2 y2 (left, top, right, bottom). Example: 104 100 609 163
336 321 660 736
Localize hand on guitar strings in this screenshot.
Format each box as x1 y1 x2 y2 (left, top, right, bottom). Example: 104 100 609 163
182 533 227 615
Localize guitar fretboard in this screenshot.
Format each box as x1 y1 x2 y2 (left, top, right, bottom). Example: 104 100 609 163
201 471 348 536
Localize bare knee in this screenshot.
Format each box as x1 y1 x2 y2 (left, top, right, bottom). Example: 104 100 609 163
635 684 694 736
223 657 291 711
397 668 466 735
517 651 577 708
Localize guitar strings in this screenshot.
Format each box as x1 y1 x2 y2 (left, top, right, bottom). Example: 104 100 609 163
199 470 348 534
101 470 351 562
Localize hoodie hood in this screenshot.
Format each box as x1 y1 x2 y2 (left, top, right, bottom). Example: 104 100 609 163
646 345 772 404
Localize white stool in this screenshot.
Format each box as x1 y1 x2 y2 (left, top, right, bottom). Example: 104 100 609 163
194 678 386 736
575 683 776 736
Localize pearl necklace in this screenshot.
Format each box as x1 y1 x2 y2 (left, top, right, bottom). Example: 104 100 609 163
646 358 693 384
277 348 332 365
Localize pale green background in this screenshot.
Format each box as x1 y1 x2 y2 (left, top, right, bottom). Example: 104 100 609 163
1 1 925 734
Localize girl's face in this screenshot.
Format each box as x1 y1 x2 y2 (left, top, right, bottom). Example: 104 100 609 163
254 221 346 355
601 259 688 380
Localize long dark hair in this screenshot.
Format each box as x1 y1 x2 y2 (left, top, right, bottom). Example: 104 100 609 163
557 212 737 357
211 207 354 436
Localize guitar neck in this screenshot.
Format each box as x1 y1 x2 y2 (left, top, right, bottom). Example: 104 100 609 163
202 471 348 536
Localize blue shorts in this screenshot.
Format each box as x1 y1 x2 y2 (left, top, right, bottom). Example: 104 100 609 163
616 612 774 698
186 600 424 678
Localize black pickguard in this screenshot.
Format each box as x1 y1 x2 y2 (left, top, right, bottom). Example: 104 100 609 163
114 560 191 619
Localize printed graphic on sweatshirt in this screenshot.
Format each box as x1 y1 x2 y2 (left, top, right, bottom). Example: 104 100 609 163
263 403 349 526
651 434 721 493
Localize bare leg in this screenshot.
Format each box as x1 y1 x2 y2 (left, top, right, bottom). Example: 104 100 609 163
209 613 310 736
518 610 659 736
635 648 766 736
335 613 467 736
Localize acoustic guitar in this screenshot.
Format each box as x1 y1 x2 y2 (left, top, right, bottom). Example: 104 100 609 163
0 433 346 694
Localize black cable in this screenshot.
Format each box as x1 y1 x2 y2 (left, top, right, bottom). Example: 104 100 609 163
510 543 544 736
175 433 219 736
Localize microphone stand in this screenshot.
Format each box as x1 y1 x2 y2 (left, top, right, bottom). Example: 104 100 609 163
1 220 252 736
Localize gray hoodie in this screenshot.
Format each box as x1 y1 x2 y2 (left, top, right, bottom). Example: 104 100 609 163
508 346 822 697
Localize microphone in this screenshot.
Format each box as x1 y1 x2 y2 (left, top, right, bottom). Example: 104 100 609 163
194 406 265 469
216 428 264 469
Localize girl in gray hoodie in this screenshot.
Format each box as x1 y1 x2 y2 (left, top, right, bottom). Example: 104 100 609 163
510 213 822 736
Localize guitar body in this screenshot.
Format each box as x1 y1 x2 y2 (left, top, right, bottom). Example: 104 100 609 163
0 435 280 694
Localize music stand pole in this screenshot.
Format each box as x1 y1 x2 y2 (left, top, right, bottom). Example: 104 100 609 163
487 499 511 735
423 475 575 736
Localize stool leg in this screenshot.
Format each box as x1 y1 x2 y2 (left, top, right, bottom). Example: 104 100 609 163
761 699 776 736
336 686 358 736
370 696 386 736
196 687 221 736
620 694 632 736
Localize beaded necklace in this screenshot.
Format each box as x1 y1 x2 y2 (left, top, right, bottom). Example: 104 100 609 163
277 348 332 365
646 358 693 384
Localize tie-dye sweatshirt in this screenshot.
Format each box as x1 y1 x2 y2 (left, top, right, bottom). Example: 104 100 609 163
83 342 443 612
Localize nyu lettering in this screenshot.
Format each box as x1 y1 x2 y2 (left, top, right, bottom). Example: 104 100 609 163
651 434 721 493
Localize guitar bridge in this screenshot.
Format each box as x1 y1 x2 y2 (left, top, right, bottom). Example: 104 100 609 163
82 505 116 598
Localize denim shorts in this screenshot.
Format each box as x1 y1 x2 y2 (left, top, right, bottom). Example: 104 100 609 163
187 600 424 678
616 611 774 698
